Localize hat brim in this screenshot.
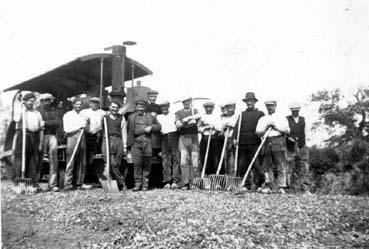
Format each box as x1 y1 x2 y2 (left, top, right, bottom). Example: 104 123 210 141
242 98 258 102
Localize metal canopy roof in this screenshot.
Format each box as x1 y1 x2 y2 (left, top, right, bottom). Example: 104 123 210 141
4 53 153 99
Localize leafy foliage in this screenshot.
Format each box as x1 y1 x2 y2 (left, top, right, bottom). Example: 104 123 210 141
309 146 340 175
310 87 369 146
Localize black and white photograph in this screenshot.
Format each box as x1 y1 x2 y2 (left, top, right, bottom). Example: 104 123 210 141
1 0 369 248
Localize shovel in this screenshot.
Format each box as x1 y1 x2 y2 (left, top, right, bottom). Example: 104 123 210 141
237 127 272 191
100 116 119 193
209 128 229 190
225 113 243 191
191 129 212 190
14 105 34 194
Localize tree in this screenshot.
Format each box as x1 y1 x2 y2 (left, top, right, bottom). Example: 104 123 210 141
310 87 369 146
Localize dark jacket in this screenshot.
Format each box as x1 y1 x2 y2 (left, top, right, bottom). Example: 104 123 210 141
127 112 161 148
145 102 162 149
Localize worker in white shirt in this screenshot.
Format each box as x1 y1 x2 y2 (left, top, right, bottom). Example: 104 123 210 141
14 92 44 190
220 101 238 175
63 98 90 191
256 99 290 194
199 101 222 175
80 97 105 177
156 100 180 189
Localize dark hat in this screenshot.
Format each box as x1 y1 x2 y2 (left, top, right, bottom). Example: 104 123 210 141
242 92 258 102
203 101 215 107
22 92 36 101
135 99 147 105
89 97 100 103
72 97 82 105
147 89 158 95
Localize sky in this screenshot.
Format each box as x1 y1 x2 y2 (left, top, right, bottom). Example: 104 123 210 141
1 0 368 145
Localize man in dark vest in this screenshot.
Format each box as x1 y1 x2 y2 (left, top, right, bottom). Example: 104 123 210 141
127 99 161 191
145 89 163 188
102 101 127 190
286 102 311 194
232 92 265 190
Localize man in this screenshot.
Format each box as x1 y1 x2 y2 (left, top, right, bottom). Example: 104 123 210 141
102 101 127 190
145 89 163 188
80 97 105 181
199 101 222 175
63 98 89 190
256 99 290 194
232 92 265 190
127 99 161 191
15 92 44 190
220 101 238 175
286 102 311 194
175 96 201 190
156 100 180 189
38 93 61 192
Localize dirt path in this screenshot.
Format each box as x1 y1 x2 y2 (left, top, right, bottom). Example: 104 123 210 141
2 181 369 248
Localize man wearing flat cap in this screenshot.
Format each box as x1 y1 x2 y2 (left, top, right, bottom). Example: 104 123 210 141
145 89 163 188
199 101 222 174
63 98 89 190
14 92 44 190
38 93 62 191
232 92 265 190
156 100 180 189
220 101 238 176
175 96 201 190
256 98 290 194
127 99 161 191
286 102 310 194
80 97 105 182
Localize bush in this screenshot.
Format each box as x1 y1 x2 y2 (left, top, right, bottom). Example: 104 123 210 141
309 146 340 175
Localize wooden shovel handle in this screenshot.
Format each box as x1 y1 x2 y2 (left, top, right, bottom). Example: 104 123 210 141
103 116 110 180
65 129 84 171
240 127 272 186
21 105 26 178
201 129 212 178
234 112 242 175
216 128 229 175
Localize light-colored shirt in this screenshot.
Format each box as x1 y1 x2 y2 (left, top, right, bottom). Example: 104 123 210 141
23 109 44 132
221 113 238 138
199 113 222 135
157 112 177 134
63 110 87 133
80 108 105 134
256 113 290 137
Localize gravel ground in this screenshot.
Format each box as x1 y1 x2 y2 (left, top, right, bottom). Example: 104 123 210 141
2 181 369 249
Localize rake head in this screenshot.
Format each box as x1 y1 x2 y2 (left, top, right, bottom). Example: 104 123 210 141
13 178 37 195
225 176 242 191
191 178 211 191
209 174 227 191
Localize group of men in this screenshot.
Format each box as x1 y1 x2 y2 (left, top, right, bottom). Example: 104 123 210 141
15 89 310 194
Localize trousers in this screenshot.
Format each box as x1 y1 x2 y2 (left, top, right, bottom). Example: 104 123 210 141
178 134 199 186
64 131 86 187
43 134 58 187
161 133 180 184
131 137 152 188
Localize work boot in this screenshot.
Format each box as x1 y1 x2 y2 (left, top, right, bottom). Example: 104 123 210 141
132 185 141 192
64 185 74 191
171 183 178 189
79 184 93 190
142 186 149 191
51 186 60 192
181 184 189 190
164 183 171 189
278 188 286 194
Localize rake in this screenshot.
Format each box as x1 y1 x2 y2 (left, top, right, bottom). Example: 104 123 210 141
191 129 212 191
237 127 272 191
209 128 229 190
225 113 243 191
14 106 34 194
